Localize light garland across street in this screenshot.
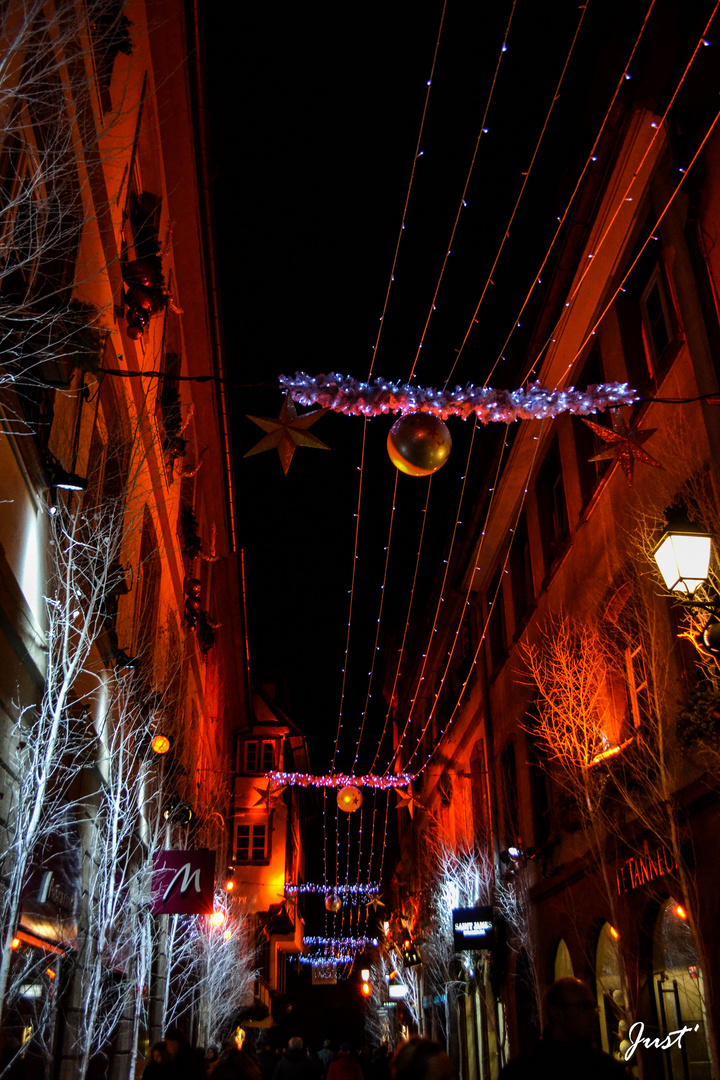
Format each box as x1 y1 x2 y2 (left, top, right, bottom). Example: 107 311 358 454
279 371 638 422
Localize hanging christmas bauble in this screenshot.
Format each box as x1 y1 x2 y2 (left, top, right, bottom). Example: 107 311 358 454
387 413 452 476
325 895 342 913
337 785 363 813
123 258 158 289
184 577 203 597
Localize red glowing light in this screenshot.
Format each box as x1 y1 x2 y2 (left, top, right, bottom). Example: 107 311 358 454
10 937 20 950
210 911 226 927
675 905 688 920
361 981 371 997
609 926 620 940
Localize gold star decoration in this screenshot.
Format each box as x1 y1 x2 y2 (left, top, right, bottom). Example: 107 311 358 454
252 783 287 810
366 896 385 912
244 394 330 475
582 411 662 486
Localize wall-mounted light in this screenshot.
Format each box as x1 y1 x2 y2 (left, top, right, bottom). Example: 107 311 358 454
653 512 713 595
163 800 193 826
51 466 88 492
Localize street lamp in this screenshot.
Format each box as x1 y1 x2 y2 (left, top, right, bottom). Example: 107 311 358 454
653 511 720 651
652 513 713 595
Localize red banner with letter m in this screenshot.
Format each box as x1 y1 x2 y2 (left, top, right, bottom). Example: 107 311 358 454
151 849 215 915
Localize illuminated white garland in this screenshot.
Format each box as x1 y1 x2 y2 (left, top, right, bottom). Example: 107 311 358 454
285 882 380 898
268 771 411 789
304 935 379 947
279 372 638 422
295 953 356 966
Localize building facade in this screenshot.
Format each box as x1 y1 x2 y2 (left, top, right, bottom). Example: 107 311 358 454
390 19 720 1080
0 1 252 1075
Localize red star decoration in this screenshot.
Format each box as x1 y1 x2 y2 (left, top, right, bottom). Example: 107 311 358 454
245 394 329 474
582 411 662 486
395 788 420 818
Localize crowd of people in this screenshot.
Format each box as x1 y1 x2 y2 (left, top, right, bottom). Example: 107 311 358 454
142 978 628 1080
140 1029 396 1080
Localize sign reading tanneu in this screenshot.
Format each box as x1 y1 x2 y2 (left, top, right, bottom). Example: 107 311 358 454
151 849 215 915
452 906 495 951
616 844 677 895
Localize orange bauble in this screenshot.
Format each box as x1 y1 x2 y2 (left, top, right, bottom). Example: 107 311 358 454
325 895 342 913
337 785 363 812
387 413 452 476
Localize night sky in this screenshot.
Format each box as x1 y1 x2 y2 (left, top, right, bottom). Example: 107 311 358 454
197 0 720 991
201 0 717 785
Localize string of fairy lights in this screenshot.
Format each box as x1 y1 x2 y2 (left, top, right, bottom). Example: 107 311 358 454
316 2 600 921
269 0 720 973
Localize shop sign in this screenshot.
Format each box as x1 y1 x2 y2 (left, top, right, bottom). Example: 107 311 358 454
151 849 215 914
452 906 495 950
616 844 677 895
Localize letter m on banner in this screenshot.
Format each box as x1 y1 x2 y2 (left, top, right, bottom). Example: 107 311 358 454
151 849 215 915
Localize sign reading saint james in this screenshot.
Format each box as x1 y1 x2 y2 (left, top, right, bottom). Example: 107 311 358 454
151 849 215 915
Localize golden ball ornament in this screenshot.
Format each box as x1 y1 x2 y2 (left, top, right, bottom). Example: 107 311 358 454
387 413 452 476
325 895 342 913
337 785 363 813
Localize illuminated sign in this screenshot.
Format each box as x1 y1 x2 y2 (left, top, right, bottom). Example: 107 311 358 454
151 849 215 915
616 845 677 895
452 906 495 951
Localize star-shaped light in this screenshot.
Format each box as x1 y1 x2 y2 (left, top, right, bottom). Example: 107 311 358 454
582 411 662 486
366 896 385 911
245 394 329 474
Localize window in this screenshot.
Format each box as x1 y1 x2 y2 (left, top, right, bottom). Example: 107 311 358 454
261 740 276 771
616 233 680 390
135 506 160 684
640 266 674 371
624 641 650 729
574 344 612 505
500 741 519 847
243 739 276 774
486 564 507 672
90 0 132 113
536 438 569 574
245 741 258 773
235 822 268 863
509 511 534 630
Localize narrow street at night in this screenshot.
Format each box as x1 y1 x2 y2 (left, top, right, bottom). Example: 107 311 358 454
2 1 720 1078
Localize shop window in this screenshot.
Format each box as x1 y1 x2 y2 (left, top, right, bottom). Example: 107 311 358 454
235 822 268 864
652 900 710 1079
536 438 569 575
595 922 628 1059
554 939 574 981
